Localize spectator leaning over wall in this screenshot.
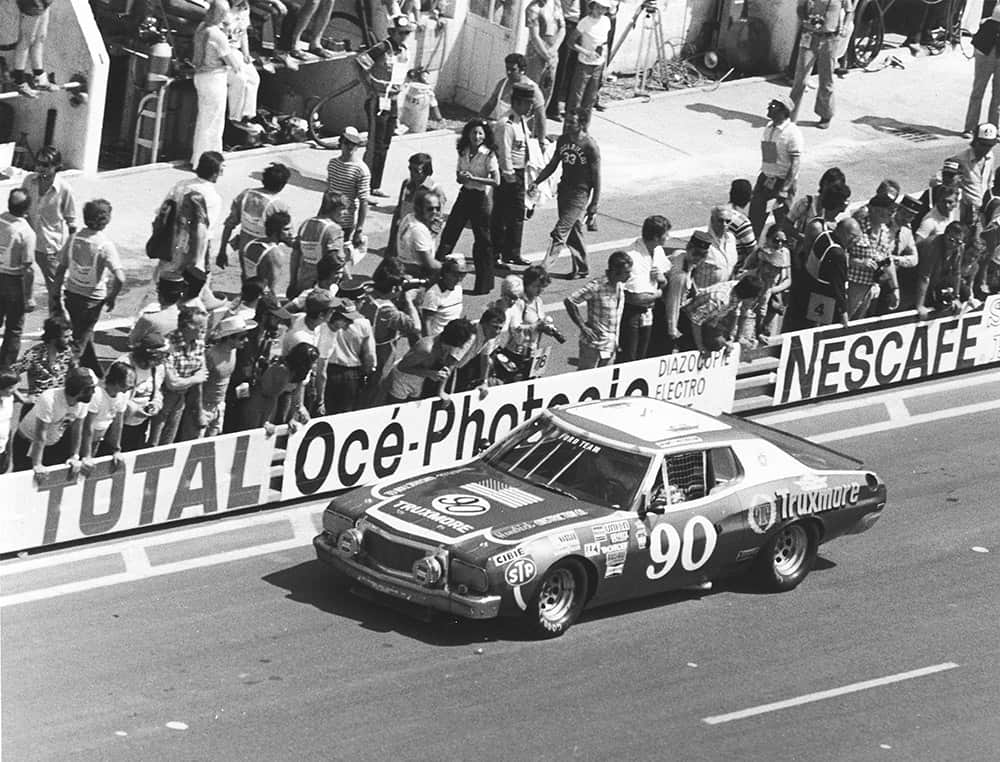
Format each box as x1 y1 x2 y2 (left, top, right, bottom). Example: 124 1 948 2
0 188 37 368
53 199 126 377
114 333 168 452
12 366 96 479
80 362 135 463
11 314 77 401
21 146 77 315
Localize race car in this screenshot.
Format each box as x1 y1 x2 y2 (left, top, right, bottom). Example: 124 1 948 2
313 397 886 637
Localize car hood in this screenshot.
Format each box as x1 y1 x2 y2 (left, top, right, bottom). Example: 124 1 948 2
364 462 608 546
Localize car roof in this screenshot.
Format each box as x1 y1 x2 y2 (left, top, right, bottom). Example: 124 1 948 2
551 397 735 450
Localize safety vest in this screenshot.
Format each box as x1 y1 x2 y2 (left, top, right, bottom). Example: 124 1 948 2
240 189 276 241
805 231 840 285
297 217 337 267
0 213 28 274
241 240 278 280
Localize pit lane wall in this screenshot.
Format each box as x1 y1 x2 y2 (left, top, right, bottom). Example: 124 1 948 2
773 296 1000 406
0 348 738 554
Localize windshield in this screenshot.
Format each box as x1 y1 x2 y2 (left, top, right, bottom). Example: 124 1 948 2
485 417 651 507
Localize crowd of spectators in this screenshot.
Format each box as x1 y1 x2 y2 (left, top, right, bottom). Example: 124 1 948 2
5 6 1000 481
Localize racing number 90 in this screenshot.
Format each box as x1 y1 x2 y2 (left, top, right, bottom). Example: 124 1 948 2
645 516 718 580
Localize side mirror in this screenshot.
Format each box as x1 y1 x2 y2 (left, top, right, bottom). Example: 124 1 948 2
639 494 667 518
476 437 493 455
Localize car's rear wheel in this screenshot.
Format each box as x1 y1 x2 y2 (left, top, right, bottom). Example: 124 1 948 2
754 522 817 592
526 560 588 638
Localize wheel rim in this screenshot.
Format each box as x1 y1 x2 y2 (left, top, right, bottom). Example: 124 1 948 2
850 7 884 67
537 568 576 624
772 524 809 577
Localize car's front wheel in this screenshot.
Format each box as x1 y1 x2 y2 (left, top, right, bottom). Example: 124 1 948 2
754 522 817 592
526 560 589 638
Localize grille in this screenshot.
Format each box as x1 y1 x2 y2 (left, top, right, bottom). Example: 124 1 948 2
363 531 427 575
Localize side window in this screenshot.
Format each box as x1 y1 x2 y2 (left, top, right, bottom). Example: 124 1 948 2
709 447 744 493
664 451 708 504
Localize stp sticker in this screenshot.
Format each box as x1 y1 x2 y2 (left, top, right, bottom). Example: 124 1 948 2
431 494 491 516
504 557 537 586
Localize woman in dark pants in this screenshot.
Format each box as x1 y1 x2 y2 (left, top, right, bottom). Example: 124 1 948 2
437 119 501 295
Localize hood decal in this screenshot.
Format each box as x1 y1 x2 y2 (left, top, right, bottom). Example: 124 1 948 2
460 479 544 508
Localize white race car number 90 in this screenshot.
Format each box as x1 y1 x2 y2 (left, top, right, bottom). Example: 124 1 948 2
645 516 718 580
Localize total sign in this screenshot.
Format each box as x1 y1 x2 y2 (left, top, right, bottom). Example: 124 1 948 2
0 431 276 553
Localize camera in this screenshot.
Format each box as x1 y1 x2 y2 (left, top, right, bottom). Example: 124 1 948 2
932 286 956 310
401 277 431 291
805 14 826 31
545 324 567 344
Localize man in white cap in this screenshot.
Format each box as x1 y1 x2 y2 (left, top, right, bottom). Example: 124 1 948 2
316 297 375 415
326 127 371 258
749 94 804 237
949 123 998 225
356 15 413 196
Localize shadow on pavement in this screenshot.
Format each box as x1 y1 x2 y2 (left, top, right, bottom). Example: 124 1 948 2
685 102 769 129
714 554 838 595
262 559 537 646
852 115 964 140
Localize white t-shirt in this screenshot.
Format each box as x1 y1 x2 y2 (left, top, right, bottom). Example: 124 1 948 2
87 386 129 437
916 207 959 243
624 237 670 295
396 214 437 275
18 388 88 446
281 314 321 356
759 120 804 180
420 283 463 338
576 15 611 66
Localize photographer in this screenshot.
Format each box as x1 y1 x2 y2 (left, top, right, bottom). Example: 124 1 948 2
387 318 475 405
421 257 466 339
789 0 854 129
113 334 168 452
357 258 421 408
915 221 975 320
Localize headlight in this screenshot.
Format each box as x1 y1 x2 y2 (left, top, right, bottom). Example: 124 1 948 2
413 555 445 587
337 528 364 557
449 559 489 593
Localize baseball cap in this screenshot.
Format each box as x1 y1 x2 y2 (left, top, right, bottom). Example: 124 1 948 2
898 194 923 216
941 158 961 175
305 289 336 314
341 126 367 146
329 297 361 321
975 123 999 143
768 95 795 113
689 230 713 249
868 194 895 209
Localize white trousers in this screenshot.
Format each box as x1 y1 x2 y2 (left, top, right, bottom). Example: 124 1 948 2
227 58 260 121
191 69 228 165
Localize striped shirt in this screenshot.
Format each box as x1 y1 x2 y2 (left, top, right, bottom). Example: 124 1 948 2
566 278 624 357
728 208 757 265
326 157 371 230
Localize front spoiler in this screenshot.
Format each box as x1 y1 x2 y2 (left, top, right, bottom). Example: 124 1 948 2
313 533 502 620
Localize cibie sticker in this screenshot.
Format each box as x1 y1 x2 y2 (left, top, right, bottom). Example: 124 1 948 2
431 494 491 516
504 557 537 586
747 495 777 535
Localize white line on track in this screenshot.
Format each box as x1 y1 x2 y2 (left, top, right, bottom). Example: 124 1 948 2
702 662 959 725
812 399 1000 443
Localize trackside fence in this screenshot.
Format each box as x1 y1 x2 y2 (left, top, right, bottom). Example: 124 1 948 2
3 295 1000 556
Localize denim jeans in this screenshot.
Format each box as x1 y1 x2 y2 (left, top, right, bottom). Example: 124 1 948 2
542 185 589 275
64 290 105 375
0 273 26 367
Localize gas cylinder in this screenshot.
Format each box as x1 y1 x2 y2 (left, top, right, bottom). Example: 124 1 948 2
147 41 172 89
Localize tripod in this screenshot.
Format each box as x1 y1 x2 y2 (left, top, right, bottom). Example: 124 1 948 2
607 0 670 95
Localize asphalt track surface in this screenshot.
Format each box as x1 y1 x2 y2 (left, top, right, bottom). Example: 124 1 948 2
3 368 1000 761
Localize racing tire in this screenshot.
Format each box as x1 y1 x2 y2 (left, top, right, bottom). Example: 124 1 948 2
754 522 817 593
526 559 589 638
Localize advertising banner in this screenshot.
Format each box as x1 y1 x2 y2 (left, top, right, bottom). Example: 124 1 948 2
281 348 740 500
1 430 276 554
773 304 1000 406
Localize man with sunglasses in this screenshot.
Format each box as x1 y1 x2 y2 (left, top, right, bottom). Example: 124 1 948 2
915 221 972 321
396 187 445 278
748 95 803 238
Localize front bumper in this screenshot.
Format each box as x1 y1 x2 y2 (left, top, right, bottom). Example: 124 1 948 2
313 532 502 620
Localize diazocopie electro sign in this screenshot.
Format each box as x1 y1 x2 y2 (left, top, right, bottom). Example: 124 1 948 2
773 296 1000 406
281 349 740 500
